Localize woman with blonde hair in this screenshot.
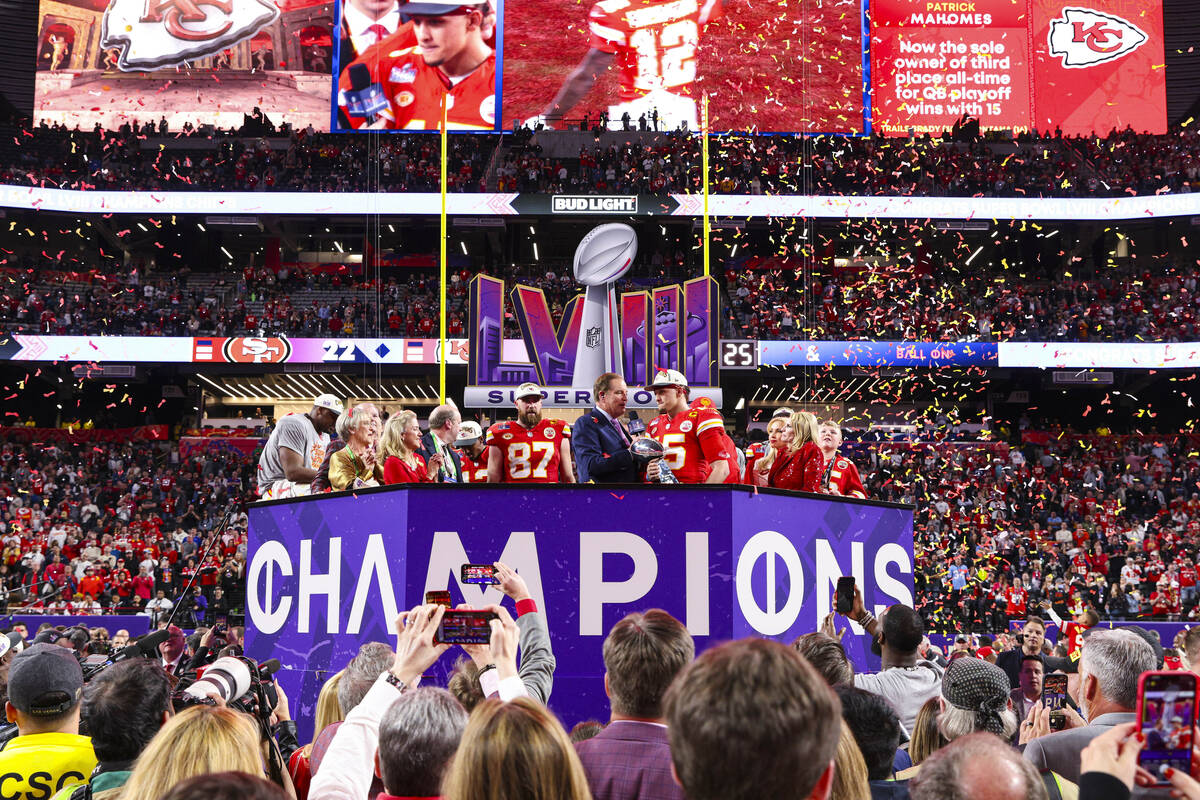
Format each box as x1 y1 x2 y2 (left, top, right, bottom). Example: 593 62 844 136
119 705 265 800
379 410 442 484
752 413 794 486
441 697 591 800
288 670 345 800
767 410 824 493
830 721 871 800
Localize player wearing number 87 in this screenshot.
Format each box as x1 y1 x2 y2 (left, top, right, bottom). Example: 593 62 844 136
644 369 730 484
540 0 730 131
486 383 576 483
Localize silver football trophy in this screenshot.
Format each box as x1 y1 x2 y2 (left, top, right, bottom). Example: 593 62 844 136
572 223 636 397
630 438 680 484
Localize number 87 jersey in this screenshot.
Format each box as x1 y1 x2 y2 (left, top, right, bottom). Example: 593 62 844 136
486 418 573 482
588 0 725 102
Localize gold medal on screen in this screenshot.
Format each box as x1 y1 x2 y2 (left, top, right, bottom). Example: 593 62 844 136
101 0 281 71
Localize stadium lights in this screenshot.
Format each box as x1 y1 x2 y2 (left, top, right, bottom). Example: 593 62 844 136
533 242 539 261
460 241 468 255
388 224 395 233
221 247 233 259
196 374 228 396
735 397 745 410
137 223 147 232
731 244 738 257
197 223 205 232
965 246 983 266
334 242 344 253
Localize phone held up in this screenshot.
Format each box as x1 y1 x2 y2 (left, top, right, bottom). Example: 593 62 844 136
435 610 499 645
1136 670 1197 785
835 577 856 615
461 563 500 585
1041 674 1069 732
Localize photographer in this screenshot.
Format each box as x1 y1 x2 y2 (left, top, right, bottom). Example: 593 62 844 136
53 658 173 800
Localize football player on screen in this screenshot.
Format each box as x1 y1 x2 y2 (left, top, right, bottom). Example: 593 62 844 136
338 0 496 130
486 383 576 483
645 369 731 484
539 0 731 131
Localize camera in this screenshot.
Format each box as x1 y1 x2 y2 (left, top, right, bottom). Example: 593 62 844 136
175 655 279 723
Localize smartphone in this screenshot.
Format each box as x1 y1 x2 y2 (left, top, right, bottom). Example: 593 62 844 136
1042 674 1069 731
461 563 499 585
1137 671 1197 785
435 611 499 645
425 590 452 608
835 577 856 615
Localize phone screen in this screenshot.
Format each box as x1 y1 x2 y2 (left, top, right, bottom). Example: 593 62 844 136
425 590 452 608
1139 673 1196 783
835 577 855 615
435 611 497 645
1042 673 1068 730
461 564 499 585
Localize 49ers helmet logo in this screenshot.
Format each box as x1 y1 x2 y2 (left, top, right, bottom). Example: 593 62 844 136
223 336 292 364
1047 7 1148 69
102 0 280 71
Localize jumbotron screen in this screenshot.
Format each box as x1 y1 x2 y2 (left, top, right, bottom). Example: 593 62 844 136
31 0 1164 135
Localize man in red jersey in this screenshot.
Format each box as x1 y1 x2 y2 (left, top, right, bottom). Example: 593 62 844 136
453 421 490 482
339 1 495 130
486 383 575 483
644 369 729 484
541 0 730 130
817 420 867 499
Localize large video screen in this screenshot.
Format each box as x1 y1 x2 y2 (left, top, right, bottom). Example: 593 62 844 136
870 0 1166 136
32 0 1165 136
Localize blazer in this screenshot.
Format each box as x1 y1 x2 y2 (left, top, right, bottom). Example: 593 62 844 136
575 720 685 800
418 431 464 483
996 648 1070 689
1022 711 1136 783
572 407 641 483
767 441 823 493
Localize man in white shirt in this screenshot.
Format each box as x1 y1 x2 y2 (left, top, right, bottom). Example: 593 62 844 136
340 0 401 63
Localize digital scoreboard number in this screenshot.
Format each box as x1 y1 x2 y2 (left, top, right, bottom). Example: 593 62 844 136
720 340 759 370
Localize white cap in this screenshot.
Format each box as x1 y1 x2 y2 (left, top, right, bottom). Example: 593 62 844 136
454 421 483 447
313 394 345 415
646 368 688 390
515 382 543 400
772 407 794 419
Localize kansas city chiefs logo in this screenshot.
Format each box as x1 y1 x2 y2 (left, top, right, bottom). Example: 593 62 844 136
102 0 280 71
1047 7 1148 68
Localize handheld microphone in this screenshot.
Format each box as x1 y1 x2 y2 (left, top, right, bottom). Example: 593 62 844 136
258 658 281 677
136 628 171 655
627 410 646 437
345 64 389 125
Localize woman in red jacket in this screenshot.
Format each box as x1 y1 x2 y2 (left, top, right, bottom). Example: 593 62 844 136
379 410 443 484
767 411 824 493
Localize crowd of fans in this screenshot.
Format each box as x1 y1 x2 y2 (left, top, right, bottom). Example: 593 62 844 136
4 120 1200 198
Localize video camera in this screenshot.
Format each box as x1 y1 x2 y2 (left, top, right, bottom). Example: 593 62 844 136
174 654 281 725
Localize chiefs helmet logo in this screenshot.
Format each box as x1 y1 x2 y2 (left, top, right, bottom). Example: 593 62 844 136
102 0 280 71
222 337 292 364
1047 8 1148 68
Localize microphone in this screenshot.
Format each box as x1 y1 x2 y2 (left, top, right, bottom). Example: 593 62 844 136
135 629 171 655
627 410 646 437
345 64 389 126
258 658 281 677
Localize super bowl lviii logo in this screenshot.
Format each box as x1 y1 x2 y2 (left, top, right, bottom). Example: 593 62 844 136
464 224 721 408
1047 7 1148 68
102 0 281 71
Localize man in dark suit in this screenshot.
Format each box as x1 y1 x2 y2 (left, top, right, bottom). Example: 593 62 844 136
575 609 694 800
995 616 1068 688
572 372 641 483
417 405 464 483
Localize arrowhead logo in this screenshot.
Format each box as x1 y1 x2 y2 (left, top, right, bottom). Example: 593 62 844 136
102 0 280 71
1047 7 1148 69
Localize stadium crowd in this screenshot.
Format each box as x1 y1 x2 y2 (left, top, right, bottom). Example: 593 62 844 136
5 253 1199 344
3 120 1200 198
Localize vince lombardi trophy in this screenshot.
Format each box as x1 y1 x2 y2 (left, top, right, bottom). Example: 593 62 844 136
572 223 637 396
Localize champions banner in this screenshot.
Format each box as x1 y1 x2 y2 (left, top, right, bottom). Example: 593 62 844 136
245 484 913 737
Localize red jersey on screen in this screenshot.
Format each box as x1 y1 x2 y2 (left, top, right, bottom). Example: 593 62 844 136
588 0 724 102
486 419 571 483
341 38 496 131
646 405 726 484
457 447 490 483
823 453 867 499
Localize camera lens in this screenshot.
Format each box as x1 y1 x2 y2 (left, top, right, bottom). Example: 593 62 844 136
183 656 251 704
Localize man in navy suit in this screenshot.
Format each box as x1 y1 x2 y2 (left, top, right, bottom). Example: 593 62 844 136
574 609 694 800
572 372 642 483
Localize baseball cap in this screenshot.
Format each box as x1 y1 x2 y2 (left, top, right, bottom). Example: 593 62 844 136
941 656 1011 736
6 631 23 654
771 407 794 419
399 0 483 17
515 382 543 401
646 368 688 390
454 421 483 447
313 394 345 415
8 643 83 717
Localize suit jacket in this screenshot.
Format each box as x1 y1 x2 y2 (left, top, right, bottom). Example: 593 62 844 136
1022 711 1136 783
418 432 463 483
572 407 640 483
575 720 685 800
516 610 555 704
996 648 1069 689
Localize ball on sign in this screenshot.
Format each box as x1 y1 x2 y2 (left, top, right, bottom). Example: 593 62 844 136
573 223 638 286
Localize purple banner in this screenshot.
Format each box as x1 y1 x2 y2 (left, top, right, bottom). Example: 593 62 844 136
245 485 912 740
3 614 152 636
